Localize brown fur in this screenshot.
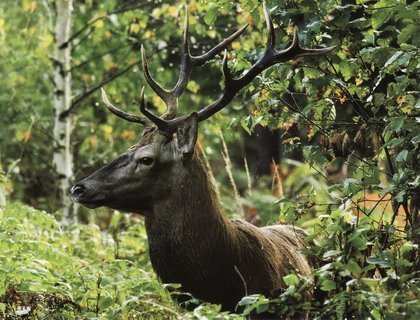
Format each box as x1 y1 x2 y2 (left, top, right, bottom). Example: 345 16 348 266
145 152 313 311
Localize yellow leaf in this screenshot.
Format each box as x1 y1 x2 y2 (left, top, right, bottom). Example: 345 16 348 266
0 19 5 29
286 24 295 34
207 30 217 39
101 125 113 137
40 33 53 49
122 130 136 141
94 19 104 29
23 1 37 11
129 23 140 34
22 131 31 142
322 15 332 23
152 93 166 114
16 130 31 142
104 31 111 39
187 80 200 94
138 19 147 29
188 2 197 12
144 31 154 39
258 89 269 102
342 210 353 223
396 96 406 105
231 41 241 50
307 124 316 140
82 74 91 83
245 14 254 25
355 77 363 86
167 6 179 17
88 136 98 147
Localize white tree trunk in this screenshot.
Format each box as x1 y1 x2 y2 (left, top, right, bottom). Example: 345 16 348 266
53 0 76 225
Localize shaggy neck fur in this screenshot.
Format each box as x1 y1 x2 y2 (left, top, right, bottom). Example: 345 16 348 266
144 154 245 307
144 151 313 312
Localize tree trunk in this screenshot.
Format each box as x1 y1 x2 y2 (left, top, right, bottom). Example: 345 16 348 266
53 0 76 225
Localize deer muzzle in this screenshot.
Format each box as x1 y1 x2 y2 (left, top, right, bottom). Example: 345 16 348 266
70 181 101 208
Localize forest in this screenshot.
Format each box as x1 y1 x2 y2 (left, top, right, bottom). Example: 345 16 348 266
0 0 419 319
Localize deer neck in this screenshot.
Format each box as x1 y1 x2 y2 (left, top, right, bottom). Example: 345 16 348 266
145 155 229 241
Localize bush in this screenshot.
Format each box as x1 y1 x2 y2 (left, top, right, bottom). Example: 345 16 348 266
0 203 182 319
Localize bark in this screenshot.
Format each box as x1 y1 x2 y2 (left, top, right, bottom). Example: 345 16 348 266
53 0 76 225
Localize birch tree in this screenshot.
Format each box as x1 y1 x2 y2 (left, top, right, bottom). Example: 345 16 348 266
53 0 75 225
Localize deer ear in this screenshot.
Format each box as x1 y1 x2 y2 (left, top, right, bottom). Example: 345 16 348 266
176 112 198 155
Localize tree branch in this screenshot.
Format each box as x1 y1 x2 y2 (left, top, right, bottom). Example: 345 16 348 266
60 59 140 120
62 3 150 49
70 44 131 71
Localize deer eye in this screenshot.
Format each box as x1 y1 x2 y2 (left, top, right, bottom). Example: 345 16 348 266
138 157 154 166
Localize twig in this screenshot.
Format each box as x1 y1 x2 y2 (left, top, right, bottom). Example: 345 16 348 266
265 87 329 136
244 157 252 195
71 44 131 71
220 130 244 217
200 143 222 201
234 265 248 297
63 3 149 49
60 59 141 119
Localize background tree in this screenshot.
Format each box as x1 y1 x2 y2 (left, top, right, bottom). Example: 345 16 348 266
53 0 75 225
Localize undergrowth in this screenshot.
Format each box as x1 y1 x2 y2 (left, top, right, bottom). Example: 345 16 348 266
1 195 418 319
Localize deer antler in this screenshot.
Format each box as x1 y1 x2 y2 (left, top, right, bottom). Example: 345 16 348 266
141 8 248 122
139 3 336 135
101 88 151 126
101 7 247 130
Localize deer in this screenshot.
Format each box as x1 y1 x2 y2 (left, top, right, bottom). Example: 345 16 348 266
71 4 335 316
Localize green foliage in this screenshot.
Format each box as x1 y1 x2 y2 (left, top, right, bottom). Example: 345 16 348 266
0 203 182 319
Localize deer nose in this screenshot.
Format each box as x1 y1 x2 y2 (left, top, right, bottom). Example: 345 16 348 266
70 184 85 199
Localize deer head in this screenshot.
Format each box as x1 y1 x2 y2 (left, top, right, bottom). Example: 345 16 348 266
71 4 335 214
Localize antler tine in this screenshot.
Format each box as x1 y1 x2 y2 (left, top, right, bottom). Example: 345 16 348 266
263 2 276 50
138 86 171 133
169 7 191 109
101 88 150 126
191 24 248 67
140 8 191 123
222 50 233 83
141 45 171 103
273 26 336 61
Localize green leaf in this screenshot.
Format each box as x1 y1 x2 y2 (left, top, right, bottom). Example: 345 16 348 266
383 137 405 148
343 178 362 196
321 279 336 291
394 190 406 202
396 150 408 162
99 296 114 309
386 116 405 133
367 252 394 268
204 6 219 26
397 23 418 45
395 258 412 268
372 10 392 29
400 241 417 255
346 260 362 275
383 51 403 69
411 135 420 144
351 236 368 250
238 295 259 306
283 273 300 286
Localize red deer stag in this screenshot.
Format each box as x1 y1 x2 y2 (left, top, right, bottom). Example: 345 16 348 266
71 4 335 314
